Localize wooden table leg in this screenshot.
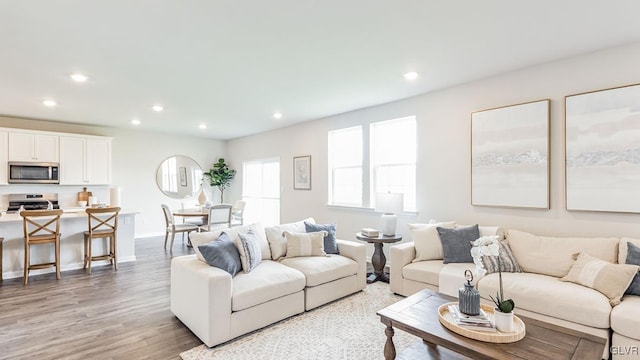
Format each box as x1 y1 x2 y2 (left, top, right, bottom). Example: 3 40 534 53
384 323 396 360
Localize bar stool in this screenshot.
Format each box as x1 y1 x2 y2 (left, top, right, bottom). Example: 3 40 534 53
20 209 63 285
84 207 121 274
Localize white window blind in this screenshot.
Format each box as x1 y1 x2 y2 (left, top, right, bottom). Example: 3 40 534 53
328 126 363 206
242 158 280 226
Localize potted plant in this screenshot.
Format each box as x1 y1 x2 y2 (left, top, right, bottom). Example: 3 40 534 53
470 235 515 332
204 158 236 203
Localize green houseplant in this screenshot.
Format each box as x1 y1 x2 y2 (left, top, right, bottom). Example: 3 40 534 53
204 158 236 203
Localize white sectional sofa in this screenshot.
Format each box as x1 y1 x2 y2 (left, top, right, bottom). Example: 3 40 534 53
390 225 640 360
171 219 367 347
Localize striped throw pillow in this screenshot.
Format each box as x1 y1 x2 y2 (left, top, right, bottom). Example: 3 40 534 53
481 240 522 274
236 230 262 273
283 231 328 258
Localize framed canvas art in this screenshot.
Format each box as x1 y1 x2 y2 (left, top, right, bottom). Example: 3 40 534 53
471 99 550 208
293 155 311 190
565 83 640 213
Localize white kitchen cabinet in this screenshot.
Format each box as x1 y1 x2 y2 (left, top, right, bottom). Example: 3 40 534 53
0 131 8 184
8 132 59 162
59 136 111 185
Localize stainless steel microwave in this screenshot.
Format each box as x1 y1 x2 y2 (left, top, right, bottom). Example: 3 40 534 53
8 162 60 184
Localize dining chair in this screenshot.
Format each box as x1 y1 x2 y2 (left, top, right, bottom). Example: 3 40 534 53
20 209 63 285
230 200 246 227
199 204 233 232
161 204 199 250
83 207 121 274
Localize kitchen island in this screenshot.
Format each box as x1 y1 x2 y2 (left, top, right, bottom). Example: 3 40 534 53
0 208 138 280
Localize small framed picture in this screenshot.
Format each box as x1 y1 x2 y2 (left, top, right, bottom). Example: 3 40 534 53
293 155 311 190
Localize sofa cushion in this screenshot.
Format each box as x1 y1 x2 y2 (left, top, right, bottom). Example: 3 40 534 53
478 272 612 328
265 217 315 260
198 232 242 275
409 221 456 262
506 230 619 278
610 295 640 339
280 255 357 287
402 260 446 287
305 222 339 254
437 224 479 263
561 252 638 306
232 260 306 311
624 242 640 296
439 262 482 297
284 231 328 258
235 230 263 273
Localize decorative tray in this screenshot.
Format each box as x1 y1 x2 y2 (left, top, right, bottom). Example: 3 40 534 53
438 302 525 343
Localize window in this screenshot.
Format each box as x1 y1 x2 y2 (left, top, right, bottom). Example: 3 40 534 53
242 158 280 226
371 117 416 212
328 126 363 206
328 116 416 212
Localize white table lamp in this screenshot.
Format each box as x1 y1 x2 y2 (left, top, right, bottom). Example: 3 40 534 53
375 193 404 236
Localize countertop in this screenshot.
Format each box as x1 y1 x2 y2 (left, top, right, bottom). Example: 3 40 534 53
0 208 139 223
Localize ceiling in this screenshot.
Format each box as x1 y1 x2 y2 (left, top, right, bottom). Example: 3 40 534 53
2 1 640 140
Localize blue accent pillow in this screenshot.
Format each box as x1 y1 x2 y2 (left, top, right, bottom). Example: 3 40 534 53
305 222 339 254
198 232 242 276
625 242 640 296
436 224 479 264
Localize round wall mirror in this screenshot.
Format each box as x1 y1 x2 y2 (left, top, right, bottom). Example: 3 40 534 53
156 155 203 199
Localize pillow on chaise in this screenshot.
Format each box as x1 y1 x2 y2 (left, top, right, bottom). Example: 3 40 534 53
284 231 328 258
625 242 640 296
409 221 456 262
235 230 263 273
561 252 639 306
304 222 338 254
190 229 226 262
481 240 522 274
436 224 479 264
198 232 242 275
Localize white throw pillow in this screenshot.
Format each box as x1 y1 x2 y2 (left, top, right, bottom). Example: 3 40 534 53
265 217 315 260
409 221 456 262
284 231 328 258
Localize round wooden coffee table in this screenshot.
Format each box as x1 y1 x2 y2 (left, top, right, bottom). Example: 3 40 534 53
356 232 402 283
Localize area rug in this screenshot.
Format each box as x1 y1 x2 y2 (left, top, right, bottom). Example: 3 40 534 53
179 282 415 360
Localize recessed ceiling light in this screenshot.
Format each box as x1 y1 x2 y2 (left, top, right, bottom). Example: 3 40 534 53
152 105 164 112
43 100 57 107
131 119 141 125
403 71 419 81
273 112 283 119
199 124 207 130
70 73 88 83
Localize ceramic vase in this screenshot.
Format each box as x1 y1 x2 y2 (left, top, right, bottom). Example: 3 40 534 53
198 190 207 206
493 310 514 332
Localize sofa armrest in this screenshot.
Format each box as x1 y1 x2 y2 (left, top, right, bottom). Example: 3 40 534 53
170 254 233 347
336 239 367 290
390 241 416 294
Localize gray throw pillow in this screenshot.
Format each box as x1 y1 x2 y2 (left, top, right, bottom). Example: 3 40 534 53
436 224 479 264
625 242 640 296
305 222 339 254
198 232 242 276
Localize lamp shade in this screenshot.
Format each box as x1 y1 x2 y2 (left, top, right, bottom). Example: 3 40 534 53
375 193 404 214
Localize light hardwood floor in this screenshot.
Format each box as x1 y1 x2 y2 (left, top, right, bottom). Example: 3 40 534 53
0 236 202 360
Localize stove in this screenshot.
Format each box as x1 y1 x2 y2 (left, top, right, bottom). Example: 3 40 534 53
6 193 60 213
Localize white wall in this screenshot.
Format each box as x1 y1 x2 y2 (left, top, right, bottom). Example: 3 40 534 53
0 116 226 237
226 41 640 260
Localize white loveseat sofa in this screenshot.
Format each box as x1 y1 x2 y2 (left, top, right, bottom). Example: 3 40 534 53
171 219 367 347
390 225 640 360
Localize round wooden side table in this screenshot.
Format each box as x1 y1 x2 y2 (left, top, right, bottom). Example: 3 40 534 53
356 232 402 283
